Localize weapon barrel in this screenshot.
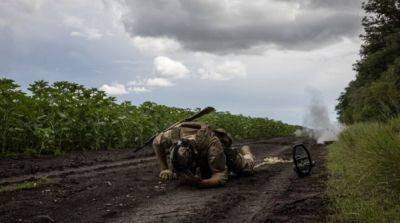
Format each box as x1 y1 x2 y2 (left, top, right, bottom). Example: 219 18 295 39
134 106 215 152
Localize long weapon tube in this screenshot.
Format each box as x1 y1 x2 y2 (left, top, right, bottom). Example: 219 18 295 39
134 107 215 153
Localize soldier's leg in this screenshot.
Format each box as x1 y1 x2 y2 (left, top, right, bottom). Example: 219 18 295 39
227 145 255 175
238 145 255 174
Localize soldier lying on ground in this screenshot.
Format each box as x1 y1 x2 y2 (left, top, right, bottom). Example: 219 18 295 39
153 121 255 188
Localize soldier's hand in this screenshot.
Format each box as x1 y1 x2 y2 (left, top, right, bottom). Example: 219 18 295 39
159 169 174 182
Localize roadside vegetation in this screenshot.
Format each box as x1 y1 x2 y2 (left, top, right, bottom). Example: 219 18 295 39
0 78 297 157
327 118 400 222
335 0 400 124
329 0 400 221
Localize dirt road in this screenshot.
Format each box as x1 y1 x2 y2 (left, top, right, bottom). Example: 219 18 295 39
0 137 330 223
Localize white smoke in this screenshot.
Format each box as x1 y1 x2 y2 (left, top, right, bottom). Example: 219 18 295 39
300 88 344 144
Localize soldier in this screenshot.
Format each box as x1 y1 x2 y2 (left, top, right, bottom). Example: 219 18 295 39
152 121 255 187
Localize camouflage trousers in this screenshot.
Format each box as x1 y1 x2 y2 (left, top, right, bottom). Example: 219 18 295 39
225 145 255 175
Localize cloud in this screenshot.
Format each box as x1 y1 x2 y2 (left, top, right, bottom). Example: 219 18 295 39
132 36 181 55
99 83 128 96
120 0 363 54
199 60 247 80
153 56 189 79
102 78 174 95
63 14 104 40
70 28 103 40
128 86 151 93
127 77 175 90
10 0 45 13
146 77 174 87
276 0 362 10
0 0 46 31
63 15 84 29
125 56 185 90
0 0 362 125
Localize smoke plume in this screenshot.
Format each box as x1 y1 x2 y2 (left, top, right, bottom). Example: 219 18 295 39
298 88 344 143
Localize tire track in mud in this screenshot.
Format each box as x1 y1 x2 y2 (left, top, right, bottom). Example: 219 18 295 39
0 138 295 186
209 164 294 223
0 157 156 186
110 143 297 223
0 139 295 187
0 137 329 223
187 143 329 223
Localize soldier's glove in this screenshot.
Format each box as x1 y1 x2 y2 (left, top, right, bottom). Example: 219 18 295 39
159 169 174 182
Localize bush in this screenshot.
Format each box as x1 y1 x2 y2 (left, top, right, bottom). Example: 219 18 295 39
327 117 400 222
0 78 297 156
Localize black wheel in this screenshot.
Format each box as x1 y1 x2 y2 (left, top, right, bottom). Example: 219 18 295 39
293 144 313 177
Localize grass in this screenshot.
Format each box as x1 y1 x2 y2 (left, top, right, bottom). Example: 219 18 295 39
327 117 400 222
0 178 50 193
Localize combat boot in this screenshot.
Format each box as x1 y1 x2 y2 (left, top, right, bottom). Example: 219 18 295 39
239 146 255 161
239 145 255 174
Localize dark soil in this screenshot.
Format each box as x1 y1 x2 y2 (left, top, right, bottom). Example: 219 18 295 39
0 137 330 223
0 147 154 179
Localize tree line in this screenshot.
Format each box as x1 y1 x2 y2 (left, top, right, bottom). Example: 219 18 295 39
336 0 400 124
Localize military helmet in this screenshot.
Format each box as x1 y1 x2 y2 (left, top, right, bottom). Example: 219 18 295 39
170 139 195 172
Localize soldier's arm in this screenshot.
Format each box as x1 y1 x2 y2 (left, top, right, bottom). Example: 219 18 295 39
152 133 171 171
198 140 228 188
198 172 228 188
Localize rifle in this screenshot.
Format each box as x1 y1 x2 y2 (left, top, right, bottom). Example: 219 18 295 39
134 106 215 153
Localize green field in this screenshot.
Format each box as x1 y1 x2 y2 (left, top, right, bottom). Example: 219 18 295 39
327 117 400 222
0 78 297 157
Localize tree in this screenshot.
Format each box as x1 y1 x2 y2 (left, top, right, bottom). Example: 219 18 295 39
336 0 400 123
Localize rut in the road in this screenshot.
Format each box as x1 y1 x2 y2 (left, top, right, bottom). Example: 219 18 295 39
0 157 156 186
0 137 329 223
110 143 296 223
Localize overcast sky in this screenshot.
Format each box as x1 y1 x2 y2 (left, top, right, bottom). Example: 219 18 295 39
0 0 364 125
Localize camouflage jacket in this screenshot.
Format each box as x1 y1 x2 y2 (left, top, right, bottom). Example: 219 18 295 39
153 122 229 182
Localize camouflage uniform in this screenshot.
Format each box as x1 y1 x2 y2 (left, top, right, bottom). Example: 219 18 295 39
153 122 255 184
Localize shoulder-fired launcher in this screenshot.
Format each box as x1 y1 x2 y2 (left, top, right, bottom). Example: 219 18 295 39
134 107 215 153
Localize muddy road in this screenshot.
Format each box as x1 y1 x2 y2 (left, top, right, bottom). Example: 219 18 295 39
0 137 330 223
